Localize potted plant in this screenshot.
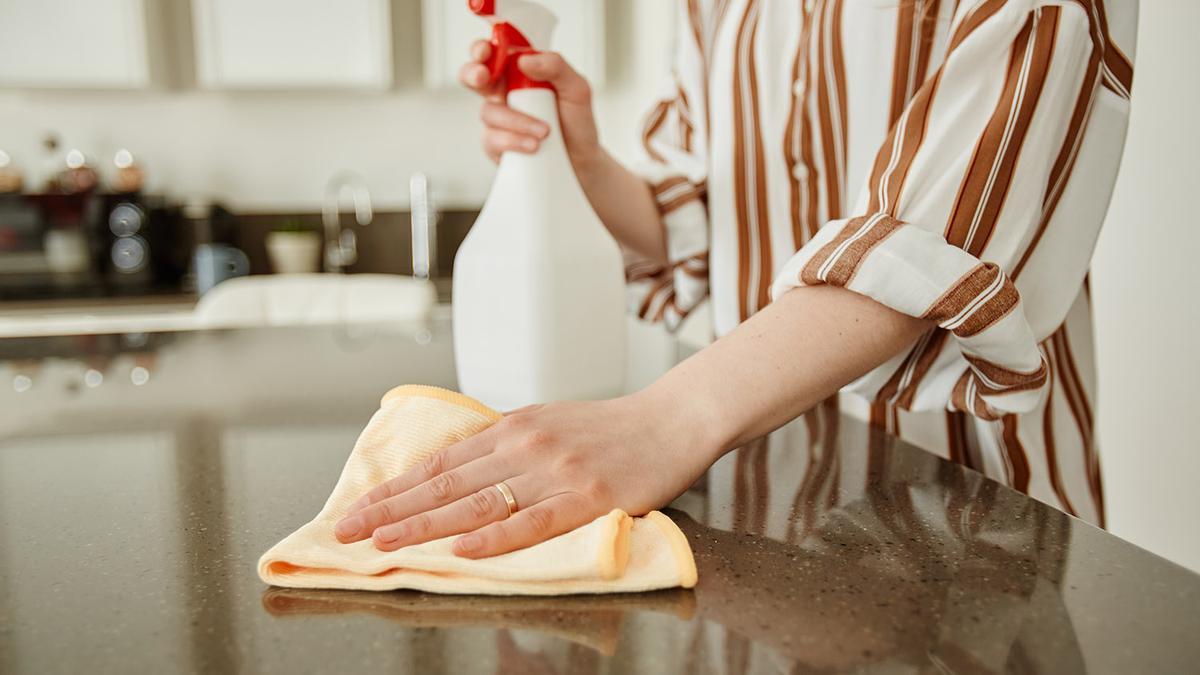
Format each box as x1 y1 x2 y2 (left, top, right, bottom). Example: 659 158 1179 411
266 219 321 274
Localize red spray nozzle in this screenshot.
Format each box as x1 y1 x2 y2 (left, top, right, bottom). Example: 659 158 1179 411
468 0 495 15
468 0 552 92
480 22 553 92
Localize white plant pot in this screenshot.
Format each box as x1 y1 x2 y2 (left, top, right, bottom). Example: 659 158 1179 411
44 229 90 275
266 231 321 275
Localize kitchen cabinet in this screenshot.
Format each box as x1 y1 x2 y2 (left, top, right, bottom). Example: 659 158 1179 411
422 0 605 90
0 0 152 88
192 0 392 90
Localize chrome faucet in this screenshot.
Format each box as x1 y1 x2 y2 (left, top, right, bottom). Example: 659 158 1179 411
409 173 439 280
322 171 373 273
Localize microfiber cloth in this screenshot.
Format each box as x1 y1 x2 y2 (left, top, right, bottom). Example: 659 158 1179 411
258 385 698 595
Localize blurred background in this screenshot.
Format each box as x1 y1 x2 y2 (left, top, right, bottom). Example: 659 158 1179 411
0 0 1196 573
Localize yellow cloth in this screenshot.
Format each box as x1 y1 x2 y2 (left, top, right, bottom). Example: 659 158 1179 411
258 385 698 595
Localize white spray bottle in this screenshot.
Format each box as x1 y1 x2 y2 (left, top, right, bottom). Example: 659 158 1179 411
453 0 626 412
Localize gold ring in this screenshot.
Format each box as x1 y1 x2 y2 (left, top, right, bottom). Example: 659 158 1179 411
493 481 518 517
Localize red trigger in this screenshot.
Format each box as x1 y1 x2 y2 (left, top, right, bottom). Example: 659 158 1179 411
484 22 554 93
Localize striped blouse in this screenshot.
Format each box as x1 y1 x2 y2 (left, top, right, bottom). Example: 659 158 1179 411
625 0 1137 525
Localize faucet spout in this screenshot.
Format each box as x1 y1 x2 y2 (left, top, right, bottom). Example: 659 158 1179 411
322 171 373 273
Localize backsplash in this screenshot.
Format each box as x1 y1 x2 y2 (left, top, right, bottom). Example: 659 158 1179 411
228 209 479 279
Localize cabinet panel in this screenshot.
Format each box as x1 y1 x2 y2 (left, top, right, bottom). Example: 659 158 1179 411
422 0 604 90
192 0 392 90
0 0 151 88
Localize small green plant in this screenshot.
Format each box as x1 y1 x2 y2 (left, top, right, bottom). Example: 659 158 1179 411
272 218 314 234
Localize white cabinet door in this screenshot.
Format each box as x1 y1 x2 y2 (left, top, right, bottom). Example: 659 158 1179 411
422 0 604 90
192 0 392 90
0 0 151 88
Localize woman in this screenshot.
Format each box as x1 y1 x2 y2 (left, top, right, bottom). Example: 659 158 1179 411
334 0 1136 557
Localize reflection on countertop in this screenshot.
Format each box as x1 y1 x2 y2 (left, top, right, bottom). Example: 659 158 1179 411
0 320 1197 674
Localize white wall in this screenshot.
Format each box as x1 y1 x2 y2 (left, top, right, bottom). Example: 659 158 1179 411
1092 0 1200 572
0 2 673 212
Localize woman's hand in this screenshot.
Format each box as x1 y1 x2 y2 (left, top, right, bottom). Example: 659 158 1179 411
462 40 674 264
333 390 720 558
460 41 602 172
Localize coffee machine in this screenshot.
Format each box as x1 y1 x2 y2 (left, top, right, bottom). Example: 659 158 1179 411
0 191 189 300
84 192 189 289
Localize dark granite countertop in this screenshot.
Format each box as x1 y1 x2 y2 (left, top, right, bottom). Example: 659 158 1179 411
0 320 1197 674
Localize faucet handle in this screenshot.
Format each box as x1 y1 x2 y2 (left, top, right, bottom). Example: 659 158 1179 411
410 173 438 280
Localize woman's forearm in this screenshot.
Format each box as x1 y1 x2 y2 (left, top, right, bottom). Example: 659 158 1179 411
576 150 669 264
640 285 933 462
334 280 932 557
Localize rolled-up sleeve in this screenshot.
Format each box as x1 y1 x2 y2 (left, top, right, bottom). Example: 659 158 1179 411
770 1 1101 419
625 1 711 331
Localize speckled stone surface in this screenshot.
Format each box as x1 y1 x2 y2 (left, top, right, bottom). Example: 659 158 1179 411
0 322 1197 674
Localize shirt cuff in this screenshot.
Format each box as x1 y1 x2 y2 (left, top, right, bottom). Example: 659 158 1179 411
770 213 1048 420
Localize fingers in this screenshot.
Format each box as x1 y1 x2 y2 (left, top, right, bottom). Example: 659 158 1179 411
462 47 587 164
452 492 592 559
335 452 510 544
480 101 550 162
470 39 492 64
481 101 550 139
483 128 542 162
516 53 591 103
345 434 493 515
459 61 492 92
458 40 495 93
372 477 532 551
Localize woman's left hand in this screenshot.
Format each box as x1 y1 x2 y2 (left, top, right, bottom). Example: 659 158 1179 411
332 391 718 558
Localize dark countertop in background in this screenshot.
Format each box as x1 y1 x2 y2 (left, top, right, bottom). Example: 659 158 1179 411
0 320 1197 674
0 207 475 305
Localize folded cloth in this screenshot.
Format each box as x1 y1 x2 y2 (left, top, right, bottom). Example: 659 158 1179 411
258 385 698 595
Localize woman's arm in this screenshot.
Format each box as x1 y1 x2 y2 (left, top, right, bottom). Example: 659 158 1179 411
649 284 931 453
331 286 931 558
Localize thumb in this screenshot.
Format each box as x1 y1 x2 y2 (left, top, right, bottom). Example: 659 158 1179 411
516 53 591 104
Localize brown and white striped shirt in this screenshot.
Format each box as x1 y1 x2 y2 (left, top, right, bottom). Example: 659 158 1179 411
626 0 1137 525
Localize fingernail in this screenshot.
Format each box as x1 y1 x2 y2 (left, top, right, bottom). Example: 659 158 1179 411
521 138 538 151
530 123 549 138
349 496 368 512
375 523 405 545
334 515 362 540
455 534 481 555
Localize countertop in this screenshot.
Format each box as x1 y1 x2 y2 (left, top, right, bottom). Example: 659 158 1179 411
0 320 1197 674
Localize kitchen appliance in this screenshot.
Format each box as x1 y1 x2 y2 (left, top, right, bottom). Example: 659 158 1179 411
194 243 250 295
452 0 626 411
0 191 189 301
0 193 47 275
85 193 190 290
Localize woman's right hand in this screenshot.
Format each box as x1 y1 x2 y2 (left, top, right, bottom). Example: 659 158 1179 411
459 41 602 173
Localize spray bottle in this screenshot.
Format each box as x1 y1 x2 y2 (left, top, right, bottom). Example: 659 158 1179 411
452 0 626 412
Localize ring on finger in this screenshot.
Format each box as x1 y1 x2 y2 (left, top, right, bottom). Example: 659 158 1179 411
493 481 518 517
